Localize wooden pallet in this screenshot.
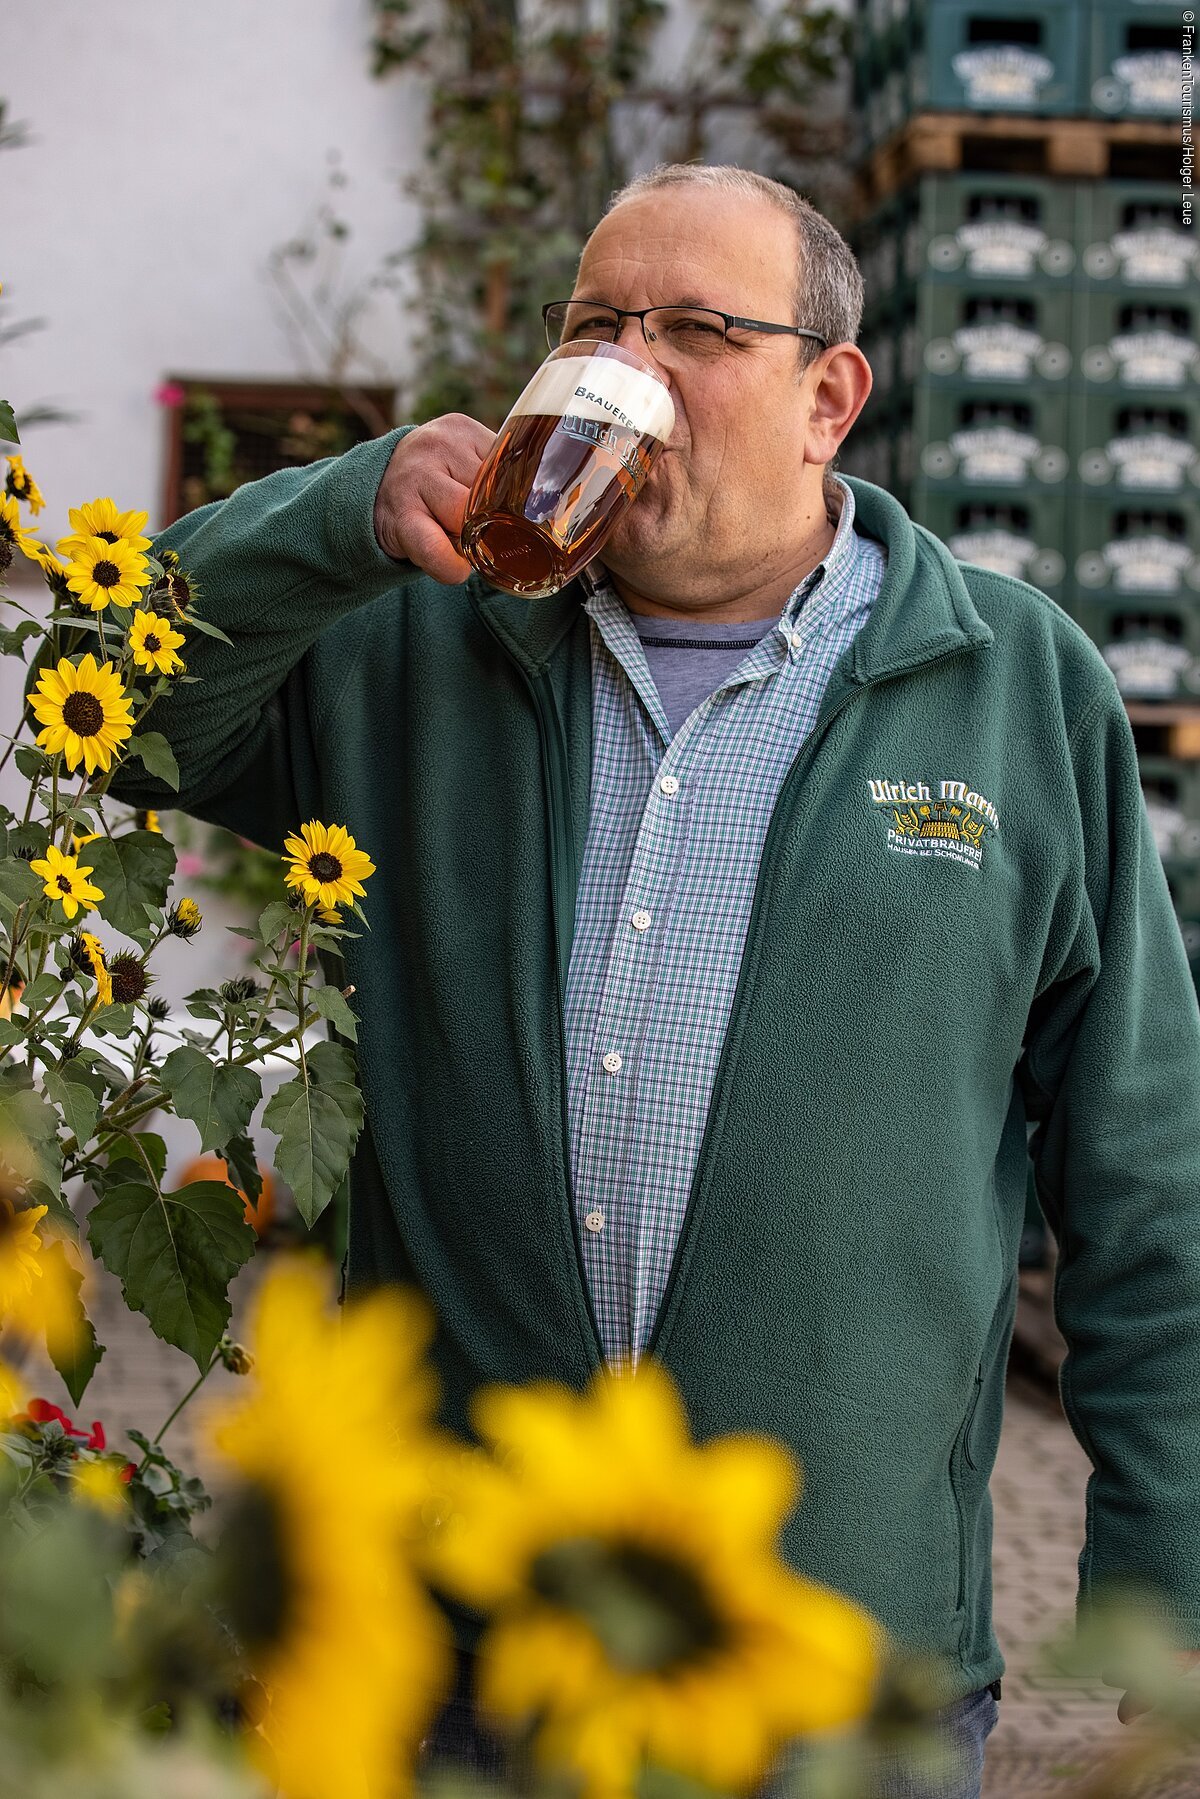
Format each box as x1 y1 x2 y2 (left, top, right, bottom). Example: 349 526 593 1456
1124 704 1200 760
857 111 1179 207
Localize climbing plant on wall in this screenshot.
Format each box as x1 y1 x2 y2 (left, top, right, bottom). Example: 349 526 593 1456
367 0 853 428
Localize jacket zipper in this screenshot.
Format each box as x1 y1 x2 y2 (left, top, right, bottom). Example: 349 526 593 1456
643 638 987 1358
527 663 608 1366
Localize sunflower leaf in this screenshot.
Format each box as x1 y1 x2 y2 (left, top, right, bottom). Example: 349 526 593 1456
219 1130 263 1206
262 1066 364 1228
180 610 235 649
257 900 298 946
0 401 19 443
42 1065 102 1151
87 1174 256 1370
0 619 43 656
0 854 43 914
122 732 180 793
158 1045 262 1153
308 983 358 1043
40 1235 106 1406
12 745 47 780
0 1067 64 1211
84 830 175 946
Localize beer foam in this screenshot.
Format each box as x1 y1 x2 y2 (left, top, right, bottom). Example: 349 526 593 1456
510 352 675 442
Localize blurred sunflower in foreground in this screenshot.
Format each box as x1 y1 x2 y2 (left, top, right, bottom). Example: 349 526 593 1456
193 1254 453 1799
0 1191 85 1361
426 1360 885 1799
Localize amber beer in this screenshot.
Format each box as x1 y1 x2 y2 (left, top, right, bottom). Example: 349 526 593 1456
459 340 676 598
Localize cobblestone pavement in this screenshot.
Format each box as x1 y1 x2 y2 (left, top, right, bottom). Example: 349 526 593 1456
8 1252 1198 1796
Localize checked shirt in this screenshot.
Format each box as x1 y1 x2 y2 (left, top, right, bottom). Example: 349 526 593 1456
563 477 889 1363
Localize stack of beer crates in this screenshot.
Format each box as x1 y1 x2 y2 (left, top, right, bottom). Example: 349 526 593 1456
843 0 1198 986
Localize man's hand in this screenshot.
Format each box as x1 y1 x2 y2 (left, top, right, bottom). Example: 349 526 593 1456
373 414 497 584
1116 1649 1200 1724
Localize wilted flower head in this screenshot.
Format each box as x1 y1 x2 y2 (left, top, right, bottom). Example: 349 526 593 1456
106 950 151 1006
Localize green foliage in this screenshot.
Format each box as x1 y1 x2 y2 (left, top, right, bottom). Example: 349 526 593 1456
365 0 854 433
87 1171 257 1371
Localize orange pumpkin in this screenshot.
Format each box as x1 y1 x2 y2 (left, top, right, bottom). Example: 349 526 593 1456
178 1151 276 1237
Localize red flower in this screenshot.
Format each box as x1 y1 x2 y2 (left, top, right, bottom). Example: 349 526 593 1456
16 1398 108 1449
154 381 187 408
120 1461 136 1484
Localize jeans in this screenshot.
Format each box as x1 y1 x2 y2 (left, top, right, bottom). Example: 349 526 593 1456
417 1646 1001 1799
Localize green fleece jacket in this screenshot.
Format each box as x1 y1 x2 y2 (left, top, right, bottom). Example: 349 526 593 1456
106 427 1200 1697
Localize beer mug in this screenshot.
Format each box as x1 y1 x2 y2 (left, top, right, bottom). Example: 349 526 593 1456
458 339 675 598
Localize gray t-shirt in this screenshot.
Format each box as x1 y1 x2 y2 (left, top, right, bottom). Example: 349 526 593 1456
630 609 780 740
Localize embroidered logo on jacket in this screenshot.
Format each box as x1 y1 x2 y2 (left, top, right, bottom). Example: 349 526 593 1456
867 778 1000 873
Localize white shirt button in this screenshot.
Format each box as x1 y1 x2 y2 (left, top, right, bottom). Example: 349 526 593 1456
631 909 652 932
602 1051 623 1074
659 774 680 796
790 631 803 649
584 1208 605 1233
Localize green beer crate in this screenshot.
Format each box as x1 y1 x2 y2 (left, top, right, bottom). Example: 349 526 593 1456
1065 597 1200 701
901 284 1074 386
912 382 1071 486
1076 287 1200 391
908 172 1082 288
1078 183 1194 288
1089 3 1186 118
1071 497 1200 600
910 483 1069 598
1139 756 1200 864
1071 392 1200 494
908 0 1085 115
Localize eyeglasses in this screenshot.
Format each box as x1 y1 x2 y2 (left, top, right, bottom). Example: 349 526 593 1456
543 300 829 365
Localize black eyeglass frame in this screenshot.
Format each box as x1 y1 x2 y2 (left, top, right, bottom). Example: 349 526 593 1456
542 300 830 354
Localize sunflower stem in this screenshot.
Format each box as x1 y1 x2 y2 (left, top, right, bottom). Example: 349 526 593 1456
136 1348 220 1471
295 908 311 1087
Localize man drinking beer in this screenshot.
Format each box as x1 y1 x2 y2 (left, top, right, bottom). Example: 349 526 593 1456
108 163 1200 1797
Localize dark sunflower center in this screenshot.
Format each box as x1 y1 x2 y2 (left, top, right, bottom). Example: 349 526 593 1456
56 873 75 894
144 633 161 652
530 1535 729 1674
308 852 343 883
92 559 121 588
62 692 104 737
97 530 120 545
218 1480 295 1654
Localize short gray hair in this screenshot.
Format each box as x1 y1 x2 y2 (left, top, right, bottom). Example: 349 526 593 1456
593 162 865 371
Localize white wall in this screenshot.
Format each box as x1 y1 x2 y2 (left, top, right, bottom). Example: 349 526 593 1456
0 0 425 556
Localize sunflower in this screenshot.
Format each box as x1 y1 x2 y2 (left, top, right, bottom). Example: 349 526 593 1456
28 844 104 922
0 1356 25 1421
56 497 152 559
71 1457 129 1517
281 820 375 913
167 896 202 937
426 1361 884 1799
0 1197 84 1358
62 535 152 613
5 454 45 516
128 606 185 675
77 930 113 1007
28 651 136 775
195 1254 453 1799
0 493 43 568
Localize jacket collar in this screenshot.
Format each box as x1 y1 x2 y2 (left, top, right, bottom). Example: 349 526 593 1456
467 474 995 682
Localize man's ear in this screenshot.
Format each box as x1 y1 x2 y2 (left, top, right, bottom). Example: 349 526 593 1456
804 345 873 469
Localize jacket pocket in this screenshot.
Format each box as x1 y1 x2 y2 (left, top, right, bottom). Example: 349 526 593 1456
952 1366 985 1612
